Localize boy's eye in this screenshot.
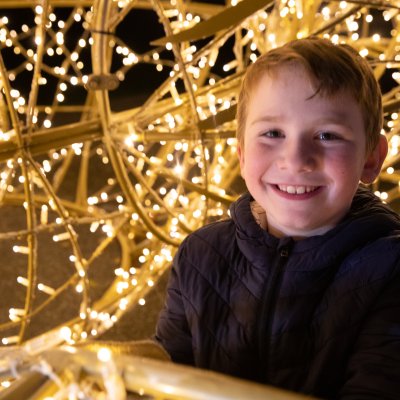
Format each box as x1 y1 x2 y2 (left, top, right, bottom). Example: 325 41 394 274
317 131 339 141
262 130 284 138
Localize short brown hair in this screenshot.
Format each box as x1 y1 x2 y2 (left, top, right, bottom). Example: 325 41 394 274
236 37 382 155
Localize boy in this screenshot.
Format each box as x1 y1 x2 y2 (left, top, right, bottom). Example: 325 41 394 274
155 38 400 399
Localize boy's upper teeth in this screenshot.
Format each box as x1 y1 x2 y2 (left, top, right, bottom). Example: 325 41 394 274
278 185 317 194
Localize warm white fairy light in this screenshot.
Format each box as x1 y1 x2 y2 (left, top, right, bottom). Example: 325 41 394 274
13 245 29 254
17 276 29 287
87 196 98 205
38 283 56 295
60 326 72 342
101 223 114 237
52 232 70 242
9 308 25 318
2 336 19 345
97 346 112 363
0 4 396 393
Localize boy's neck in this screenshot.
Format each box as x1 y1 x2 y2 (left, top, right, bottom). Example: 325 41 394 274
250 200 307 241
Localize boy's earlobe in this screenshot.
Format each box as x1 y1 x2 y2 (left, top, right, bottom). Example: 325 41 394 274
237 144 247 179
237 144 244 170
360 135 388 184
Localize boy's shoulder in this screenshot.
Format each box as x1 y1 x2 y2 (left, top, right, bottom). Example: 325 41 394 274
176 218 238 265
352 231 400 261
188 217 235 245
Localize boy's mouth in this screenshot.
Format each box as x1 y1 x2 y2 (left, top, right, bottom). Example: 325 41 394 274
276 184 319 195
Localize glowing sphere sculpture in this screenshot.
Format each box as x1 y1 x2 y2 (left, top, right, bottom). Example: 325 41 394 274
0 0 399 396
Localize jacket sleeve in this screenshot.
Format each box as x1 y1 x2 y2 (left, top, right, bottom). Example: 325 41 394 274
154 245 195 366
339 270 400 400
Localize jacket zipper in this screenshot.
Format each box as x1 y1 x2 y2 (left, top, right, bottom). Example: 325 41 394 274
257 243 291 382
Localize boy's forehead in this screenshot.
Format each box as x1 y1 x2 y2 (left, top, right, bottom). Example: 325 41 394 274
248 63 316 93
246 67 365 128
250 63 360 106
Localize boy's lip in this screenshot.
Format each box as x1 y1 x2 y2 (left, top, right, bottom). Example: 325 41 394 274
270 184 323 199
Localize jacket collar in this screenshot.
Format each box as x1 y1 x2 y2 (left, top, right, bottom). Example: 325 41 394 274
229 187 400 267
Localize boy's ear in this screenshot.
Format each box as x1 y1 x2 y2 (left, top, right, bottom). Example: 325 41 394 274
237 143 245 174
360 134 388 184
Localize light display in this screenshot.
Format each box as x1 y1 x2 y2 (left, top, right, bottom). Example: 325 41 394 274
0 0 399 397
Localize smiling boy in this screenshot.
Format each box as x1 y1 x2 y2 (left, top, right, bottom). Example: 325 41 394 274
156 38 400 399
238 56 387 239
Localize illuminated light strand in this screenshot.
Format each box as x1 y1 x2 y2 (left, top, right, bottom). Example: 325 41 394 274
0 2 396 372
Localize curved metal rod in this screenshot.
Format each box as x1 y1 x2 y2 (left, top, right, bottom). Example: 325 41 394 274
0 42 38 345
91 0 179 246
150 0 210 207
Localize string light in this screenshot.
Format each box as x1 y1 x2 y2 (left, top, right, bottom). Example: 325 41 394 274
0 2 397 396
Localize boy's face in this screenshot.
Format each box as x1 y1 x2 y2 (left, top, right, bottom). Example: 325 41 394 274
238 65 385 239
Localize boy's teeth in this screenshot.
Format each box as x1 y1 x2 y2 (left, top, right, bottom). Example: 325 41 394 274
278 185 316 194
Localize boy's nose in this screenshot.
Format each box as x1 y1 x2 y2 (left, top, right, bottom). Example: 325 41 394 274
278 139 316 173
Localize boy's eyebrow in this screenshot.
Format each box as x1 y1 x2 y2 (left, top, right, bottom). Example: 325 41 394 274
249 115 282 125
249 111 353 126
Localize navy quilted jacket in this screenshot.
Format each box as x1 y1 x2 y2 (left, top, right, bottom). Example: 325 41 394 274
155 188 400 399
